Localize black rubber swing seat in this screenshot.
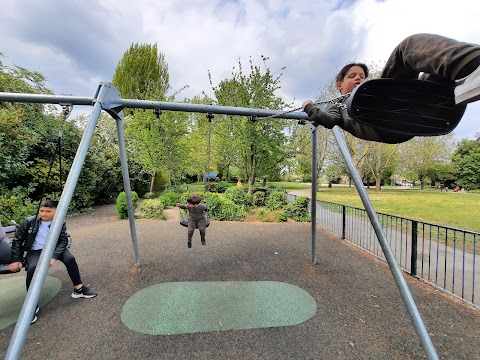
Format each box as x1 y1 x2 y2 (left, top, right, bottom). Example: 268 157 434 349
347 79 467 136
179 216 210 228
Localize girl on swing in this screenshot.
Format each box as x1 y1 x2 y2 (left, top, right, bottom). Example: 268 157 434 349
302 33 480 143
176 194 209 249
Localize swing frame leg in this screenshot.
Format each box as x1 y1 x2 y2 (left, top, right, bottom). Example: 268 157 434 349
331 125 439 360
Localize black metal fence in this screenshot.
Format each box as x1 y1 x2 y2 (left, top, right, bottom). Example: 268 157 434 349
287 194 479 309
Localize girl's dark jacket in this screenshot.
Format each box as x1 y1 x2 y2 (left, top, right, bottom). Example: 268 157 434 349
304 99 413 144
11 215 69 263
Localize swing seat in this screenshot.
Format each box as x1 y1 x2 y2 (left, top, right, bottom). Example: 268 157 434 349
179 217 210 228
347 79 467 136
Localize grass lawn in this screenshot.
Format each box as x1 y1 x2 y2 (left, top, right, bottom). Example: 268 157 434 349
314 186 480 233
266 181 312 190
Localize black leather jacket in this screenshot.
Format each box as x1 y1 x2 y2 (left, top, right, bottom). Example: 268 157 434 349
11 215 69 263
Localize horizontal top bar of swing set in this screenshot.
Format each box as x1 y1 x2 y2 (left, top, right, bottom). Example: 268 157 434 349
0 92 309 121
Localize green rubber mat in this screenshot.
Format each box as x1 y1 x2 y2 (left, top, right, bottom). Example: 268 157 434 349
0 276 61 330
121 281 317 335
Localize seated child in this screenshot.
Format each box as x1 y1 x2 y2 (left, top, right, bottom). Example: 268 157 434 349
176 195 209 248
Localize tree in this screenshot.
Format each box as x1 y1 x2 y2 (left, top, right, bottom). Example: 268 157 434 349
124 106 189 192
0 54 62 221
365 142 399 191
0 53 154 222
452 133 480 190
112 43 174 192
427 162 458 185
0 54 51 186
112 43 170 106
181 95 217 182
324 163 344 186
398 134 456 189
210 57 292 194
289 122 335 184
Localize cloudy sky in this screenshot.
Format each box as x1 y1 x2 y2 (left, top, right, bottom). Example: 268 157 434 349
1 0 479 139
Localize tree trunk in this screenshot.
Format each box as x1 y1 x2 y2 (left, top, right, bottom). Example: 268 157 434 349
247 177 254 195
149 172 156 193
375 175 382 192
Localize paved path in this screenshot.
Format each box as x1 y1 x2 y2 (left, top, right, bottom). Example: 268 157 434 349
291 188 479 307
1 205 478 360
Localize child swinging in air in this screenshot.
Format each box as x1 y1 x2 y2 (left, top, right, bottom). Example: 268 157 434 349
302 33 480 144
176 195 208 248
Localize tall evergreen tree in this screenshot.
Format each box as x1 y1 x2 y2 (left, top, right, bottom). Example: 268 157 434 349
112 43 177 192
112 43 170 107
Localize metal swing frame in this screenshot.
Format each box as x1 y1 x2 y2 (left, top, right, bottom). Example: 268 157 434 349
0 82 439 360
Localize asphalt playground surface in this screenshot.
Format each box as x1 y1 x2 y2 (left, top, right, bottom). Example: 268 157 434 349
1 204 479 360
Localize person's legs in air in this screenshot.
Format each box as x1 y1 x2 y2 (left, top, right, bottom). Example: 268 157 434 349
187 219 195 248
198 219 206 245
381 33 480 105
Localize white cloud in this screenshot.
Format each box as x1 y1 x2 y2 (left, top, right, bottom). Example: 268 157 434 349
1 0 479 139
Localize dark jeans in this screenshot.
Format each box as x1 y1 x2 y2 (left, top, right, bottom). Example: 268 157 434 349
25 249 82 290
381 33 480 81
187 218 206 241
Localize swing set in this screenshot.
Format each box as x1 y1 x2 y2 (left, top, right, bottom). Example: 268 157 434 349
0 78 466 360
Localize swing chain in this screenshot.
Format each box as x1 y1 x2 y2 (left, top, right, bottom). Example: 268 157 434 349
154 108 178 187
60 104 73 120
153 108 162 118
313 93 350 110
59 104 73 138
255 93 350 122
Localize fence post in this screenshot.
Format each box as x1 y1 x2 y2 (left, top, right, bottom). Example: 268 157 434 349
411 221 418 276
342 205 346 239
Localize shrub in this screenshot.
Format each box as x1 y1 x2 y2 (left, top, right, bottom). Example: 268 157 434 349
0 188 37 224
224 186 253 209
285 196 311 222
252 191 267 207
143 192 157 199
138 199 166 219
277 210 288 222
205 182 217 193
216 181 231 193
207 195 247 221
204 193 222 215
159 191 182 206
255 209 269 222
265 190 287 211
116 191 139 219
179 191 208 205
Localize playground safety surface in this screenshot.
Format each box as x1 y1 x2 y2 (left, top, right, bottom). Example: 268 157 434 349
1 204 479 359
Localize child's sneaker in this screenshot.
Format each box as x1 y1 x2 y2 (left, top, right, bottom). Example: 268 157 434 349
71 285 97 299
455 65 480 105
201 238 206 245
31 306 39 324
187 240 192 248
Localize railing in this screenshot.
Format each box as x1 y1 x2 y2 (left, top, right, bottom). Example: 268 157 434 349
287 194 479 309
